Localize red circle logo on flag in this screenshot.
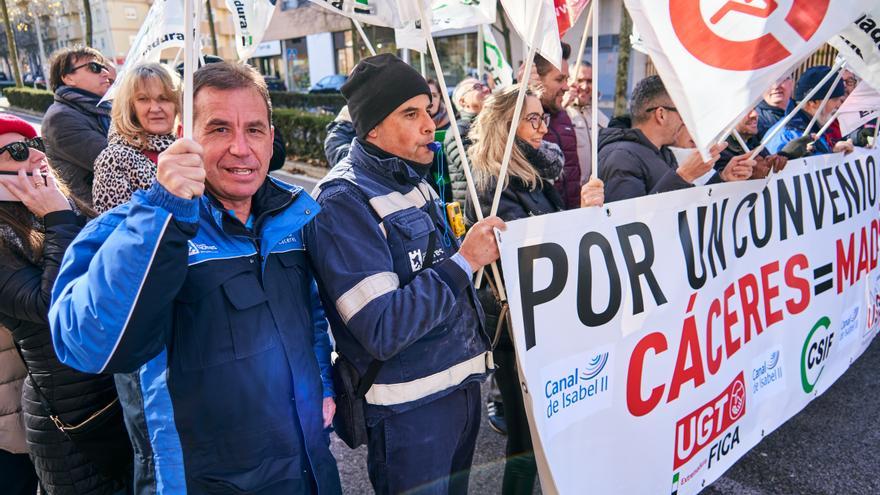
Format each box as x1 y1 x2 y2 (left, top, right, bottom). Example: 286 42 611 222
729 379 745 419
670 0 830 71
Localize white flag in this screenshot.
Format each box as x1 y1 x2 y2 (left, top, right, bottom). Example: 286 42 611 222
837 81 880 135
500 0 562 71
482 24 514 88
102 0 193 102
624 0 872 158
225 0 277 60
309 0 422 29
394 0 497 54
829 8 880 92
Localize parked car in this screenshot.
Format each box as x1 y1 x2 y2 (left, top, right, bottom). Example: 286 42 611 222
309 74 346 94
264 76 287 92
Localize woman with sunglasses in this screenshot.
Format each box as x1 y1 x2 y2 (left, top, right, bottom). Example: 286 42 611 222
43 46 114 205
0 114 133 494
92 63 180 213
466 86 604 495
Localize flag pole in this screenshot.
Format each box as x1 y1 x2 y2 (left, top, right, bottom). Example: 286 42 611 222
416 1 506 298
570 2 594 90
589 0 599 180
751 58 846 159
183 0 194 139
732 129 750 152
477 24 485 81
353 18 377 56
802 66 845 137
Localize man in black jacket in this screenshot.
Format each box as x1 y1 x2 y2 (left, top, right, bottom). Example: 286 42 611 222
598 76 753 202
42 46 113 205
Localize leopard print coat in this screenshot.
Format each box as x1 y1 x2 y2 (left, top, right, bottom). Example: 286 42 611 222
92 130 176 213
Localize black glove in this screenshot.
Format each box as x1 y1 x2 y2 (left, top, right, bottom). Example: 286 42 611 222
777 135 812 159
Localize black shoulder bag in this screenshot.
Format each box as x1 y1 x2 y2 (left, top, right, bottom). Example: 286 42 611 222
332 229 438 448
13 341 133 484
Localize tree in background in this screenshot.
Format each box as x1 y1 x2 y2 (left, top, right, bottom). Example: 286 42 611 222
206 0 219 56
613 6 632 117
0 0 22 86
83 0 92 46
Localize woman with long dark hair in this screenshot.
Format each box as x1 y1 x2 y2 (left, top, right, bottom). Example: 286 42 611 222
0 114 132 494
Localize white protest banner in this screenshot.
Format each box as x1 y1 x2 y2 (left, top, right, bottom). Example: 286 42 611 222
482 24 514 88
830 8 880 91
395 0 497 53
309 0 420 29
837 81 880 135
498 148 880 494
103 0 192 101
500 0 562 70
224 0 277 60
624 0 872 160
554 0 590 36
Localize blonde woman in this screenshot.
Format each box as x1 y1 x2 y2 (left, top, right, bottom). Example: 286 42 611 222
92 63 180 213
467 85 603 495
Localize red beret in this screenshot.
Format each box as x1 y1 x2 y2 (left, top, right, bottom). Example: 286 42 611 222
0 113 37 140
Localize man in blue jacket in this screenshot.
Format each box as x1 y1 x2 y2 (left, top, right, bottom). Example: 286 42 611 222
305 54 504 495
49 62 341 494
765 66 854 157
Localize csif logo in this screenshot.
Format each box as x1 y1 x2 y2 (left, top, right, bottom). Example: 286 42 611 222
669 0 829 70
801 316 834 393
673 372 746 469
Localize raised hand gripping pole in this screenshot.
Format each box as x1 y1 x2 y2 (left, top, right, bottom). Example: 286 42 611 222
751 59 846 159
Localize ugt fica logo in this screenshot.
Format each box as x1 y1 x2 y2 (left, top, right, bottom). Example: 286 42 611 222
670 0 829 70
801 316 834 393
673 372 746 470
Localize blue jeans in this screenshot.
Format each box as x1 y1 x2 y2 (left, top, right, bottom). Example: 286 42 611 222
367 382 481 495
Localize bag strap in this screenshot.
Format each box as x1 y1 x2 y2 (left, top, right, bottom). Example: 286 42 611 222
10 339 65 427
354 229 438 398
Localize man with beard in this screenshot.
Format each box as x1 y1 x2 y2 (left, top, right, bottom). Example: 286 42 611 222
715 108 788 177
533 43 582 209
756 74 793 140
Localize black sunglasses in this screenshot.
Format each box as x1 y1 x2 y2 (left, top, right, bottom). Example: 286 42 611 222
0 137 45 163
68 61 109 75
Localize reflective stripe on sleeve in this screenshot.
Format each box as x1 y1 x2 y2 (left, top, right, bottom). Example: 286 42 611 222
335 272 400 324
364 351 492 406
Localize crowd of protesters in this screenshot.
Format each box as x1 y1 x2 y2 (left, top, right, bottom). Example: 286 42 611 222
0 38 875 495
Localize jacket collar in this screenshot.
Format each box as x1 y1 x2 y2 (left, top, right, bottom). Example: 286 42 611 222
203 176 317 237
349 138 427 186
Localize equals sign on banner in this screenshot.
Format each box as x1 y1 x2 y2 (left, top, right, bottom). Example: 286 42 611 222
813 263 834 295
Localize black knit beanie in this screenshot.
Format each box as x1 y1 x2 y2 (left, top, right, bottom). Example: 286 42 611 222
795 66 845 103
342 53 431 138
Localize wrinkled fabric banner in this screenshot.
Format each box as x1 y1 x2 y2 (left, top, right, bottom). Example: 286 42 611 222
499 148 880 494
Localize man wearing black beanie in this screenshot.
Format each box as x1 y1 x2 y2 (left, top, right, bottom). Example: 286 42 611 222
304 53 505 495
765 65 854 157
